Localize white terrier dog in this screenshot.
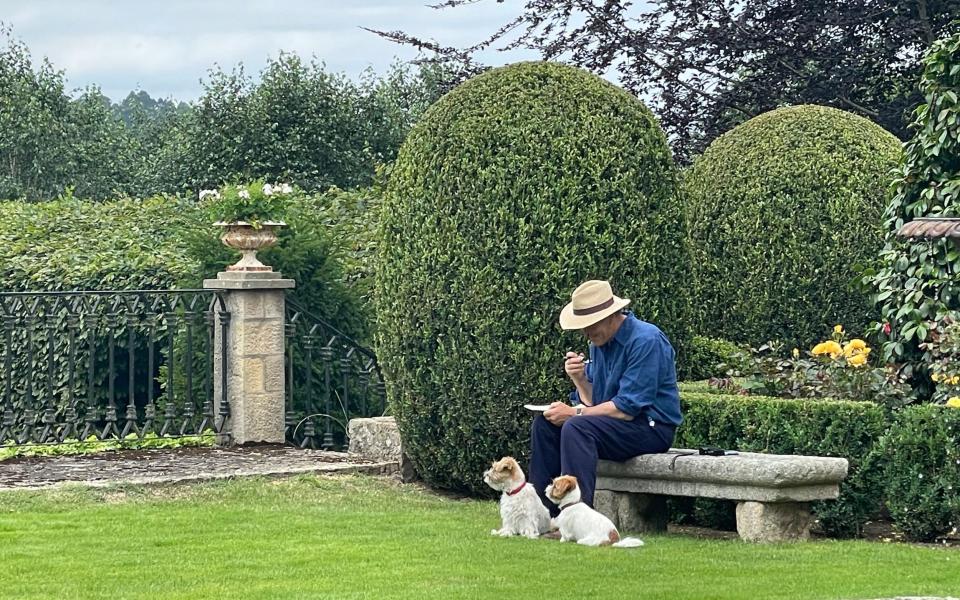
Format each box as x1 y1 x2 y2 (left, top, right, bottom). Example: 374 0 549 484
483 456 552 539
546 475 644 548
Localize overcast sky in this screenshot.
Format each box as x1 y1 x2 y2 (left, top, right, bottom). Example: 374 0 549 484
2 0 539 101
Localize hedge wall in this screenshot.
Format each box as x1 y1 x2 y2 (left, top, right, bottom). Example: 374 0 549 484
685 105 901 350
676 391 887 537
377 61 691 494
878 404 960 541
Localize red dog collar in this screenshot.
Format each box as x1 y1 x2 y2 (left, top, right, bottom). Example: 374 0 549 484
507 482 527 496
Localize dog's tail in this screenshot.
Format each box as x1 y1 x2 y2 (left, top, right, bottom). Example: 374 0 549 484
612 537 644 548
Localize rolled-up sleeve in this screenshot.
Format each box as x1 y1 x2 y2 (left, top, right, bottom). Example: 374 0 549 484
610 338 660 417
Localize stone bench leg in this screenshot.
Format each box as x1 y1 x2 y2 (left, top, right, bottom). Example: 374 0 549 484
735 501 813 543
594 490 668 534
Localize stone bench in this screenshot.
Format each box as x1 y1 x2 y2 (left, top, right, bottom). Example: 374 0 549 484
594 448 849 543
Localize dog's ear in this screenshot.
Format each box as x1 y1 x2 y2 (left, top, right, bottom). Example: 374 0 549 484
500 457 518 472
553 475 577 497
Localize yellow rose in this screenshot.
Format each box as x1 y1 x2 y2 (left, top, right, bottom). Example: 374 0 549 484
792 348 800 359
846 353 868 367
946 397 960 409
952 376 960 386
843 339 869 357
932 372 942 382
834 324 843 334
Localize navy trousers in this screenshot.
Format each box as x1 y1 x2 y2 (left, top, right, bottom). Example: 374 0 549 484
529 413 675 516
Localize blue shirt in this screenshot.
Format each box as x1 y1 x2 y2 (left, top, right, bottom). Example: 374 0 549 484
569 312 682 427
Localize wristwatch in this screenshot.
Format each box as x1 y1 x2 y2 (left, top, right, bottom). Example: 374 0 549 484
575 405 584 416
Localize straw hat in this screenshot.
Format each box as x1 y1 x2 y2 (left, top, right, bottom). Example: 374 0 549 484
559 280 631 330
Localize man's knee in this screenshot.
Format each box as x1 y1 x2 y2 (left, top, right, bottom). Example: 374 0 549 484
560 416 590 440
531 414 557 436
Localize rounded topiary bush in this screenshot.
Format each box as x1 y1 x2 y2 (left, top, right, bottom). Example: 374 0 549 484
376 61 691 494
685 105 901 349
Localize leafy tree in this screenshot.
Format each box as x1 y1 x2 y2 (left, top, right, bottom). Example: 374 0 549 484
374 0 959 161
170 56 450 195
0 25 74 200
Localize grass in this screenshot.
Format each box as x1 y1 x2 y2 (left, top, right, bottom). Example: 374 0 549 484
0 475 958 599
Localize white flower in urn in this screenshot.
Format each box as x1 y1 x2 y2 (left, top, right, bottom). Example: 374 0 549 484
199 189 220 200
279 183 293 194
238 189 251 199
262 183 274 196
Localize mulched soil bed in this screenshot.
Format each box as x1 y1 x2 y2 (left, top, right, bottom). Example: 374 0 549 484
0 445 392 490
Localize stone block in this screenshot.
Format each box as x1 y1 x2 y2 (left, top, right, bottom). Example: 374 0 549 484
242 357 265 393
594 490 668 533
238 319 285 355
735 501 813 543
261 292 285 319
263 354 285 392
348 416 417 482
231 393 285 444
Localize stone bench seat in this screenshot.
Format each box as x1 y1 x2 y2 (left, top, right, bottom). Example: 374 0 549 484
594 448 849 543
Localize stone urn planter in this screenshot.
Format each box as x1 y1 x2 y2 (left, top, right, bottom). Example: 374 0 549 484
215 221 285 272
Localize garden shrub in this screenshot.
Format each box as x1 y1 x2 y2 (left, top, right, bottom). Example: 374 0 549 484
676 391 888 537
877 404 960 542
377 61 691 494
866 31 960 397
686 335 746 380
685 104 901 350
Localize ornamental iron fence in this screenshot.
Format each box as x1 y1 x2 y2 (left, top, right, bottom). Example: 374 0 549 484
0 290 229 446
284 298 386 450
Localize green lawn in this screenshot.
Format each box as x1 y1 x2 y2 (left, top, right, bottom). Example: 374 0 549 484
0 475 958 600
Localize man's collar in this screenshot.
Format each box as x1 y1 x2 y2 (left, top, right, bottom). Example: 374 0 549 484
612 311 635 345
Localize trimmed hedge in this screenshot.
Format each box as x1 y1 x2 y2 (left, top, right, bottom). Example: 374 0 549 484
878 404 960 541
685 105 901 350
676 391 887 537
686 335 745 380
377 61 691 494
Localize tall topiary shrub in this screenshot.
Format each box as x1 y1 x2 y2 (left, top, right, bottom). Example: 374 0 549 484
685 104 901 350
866 31 960 394
376 61 691 494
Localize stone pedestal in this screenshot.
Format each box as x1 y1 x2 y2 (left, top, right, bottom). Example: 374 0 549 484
204 271 295 444
736 501 813 543
347 416 417 482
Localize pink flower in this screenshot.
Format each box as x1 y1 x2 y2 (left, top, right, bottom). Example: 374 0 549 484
882 322 891 335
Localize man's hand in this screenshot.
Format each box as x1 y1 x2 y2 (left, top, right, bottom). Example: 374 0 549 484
544 401 575 426
564 351 588 382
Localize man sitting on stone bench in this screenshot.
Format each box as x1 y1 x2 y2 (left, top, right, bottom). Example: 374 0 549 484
531 279 682 517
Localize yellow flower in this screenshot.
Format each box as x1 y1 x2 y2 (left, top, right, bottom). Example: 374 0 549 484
792 348 800 359
846 353 868 367
812 341 843 359
952 376 960 386
932 372 942 382
842 339 869 358
834 324 844 334
946 397 960 408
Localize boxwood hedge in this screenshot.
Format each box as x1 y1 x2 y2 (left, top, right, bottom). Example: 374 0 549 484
877 404 960 542
377 61 692 494
685 105 901 350
676 391 887 537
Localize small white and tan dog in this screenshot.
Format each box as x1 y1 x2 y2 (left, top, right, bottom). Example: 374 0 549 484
546 475 644 548
483 456 552 539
